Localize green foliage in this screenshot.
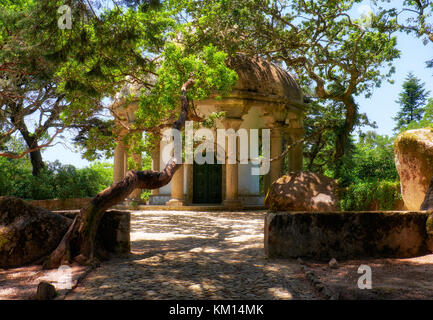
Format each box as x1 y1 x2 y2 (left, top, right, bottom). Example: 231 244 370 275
350 132 399 183
335 131 400 211
180 0 401 98
136 43 237 131
340 180 402 211
404 98 433 130
302 99 351 176
177 0 401 172
0 158 113 200
393 72 430 132
302 123 400 211
301 97 377 179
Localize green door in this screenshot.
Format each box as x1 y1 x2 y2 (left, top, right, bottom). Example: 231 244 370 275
193 161 222 204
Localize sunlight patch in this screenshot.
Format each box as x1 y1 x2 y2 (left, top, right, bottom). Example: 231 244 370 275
130 231 209 241
268 287 293 299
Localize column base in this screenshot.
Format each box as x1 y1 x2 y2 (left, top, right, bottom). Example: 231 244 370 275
223 199 243 210
165 199 186 207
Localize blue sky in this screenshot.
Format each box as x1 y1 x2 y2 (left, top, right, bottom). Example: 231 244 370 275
40 2 433 168
356 32 433 136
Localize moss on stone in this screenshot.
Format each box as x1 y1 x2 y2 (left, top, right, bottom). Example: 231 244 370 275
395 128 433 158
0 233 10 249
426 214 433 235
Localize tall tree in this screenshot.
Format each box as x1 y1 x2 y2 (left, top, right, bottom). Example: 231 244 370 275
44 44 237 268
0 0 238 267
0 0 170 169
393 72 430 131
0 0 69 175
177 0 401 175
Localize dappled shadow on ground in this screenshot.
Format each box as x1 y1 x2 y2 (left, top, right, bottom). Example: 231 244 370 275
0 264 88 300
67 210 319 300
304 255 433 300
4 209 432 300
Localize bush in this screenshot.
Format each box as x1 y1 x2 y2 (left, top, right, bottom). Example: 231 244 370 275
340 180 402 211
0 158 113 200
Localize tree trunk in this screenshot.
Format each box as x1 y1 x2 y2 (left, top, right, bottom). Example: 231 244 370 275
29 148 45 176
8 101 45 176
19 131 45 176
333 96 358 175
43 80 194 269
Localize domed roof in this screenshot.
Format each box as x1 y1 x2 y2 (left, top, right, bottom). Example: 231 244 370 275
228 55 303 103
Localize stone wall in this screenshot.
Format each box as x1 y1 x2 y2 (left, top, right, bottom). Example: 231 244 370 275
27 198 92 211
56 210 131 256
265 211 433 260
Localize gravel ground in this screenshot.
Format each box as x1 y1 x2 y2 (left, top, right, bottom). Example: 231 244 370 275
304 254 433 299
3 209 433 300
65 210 320 300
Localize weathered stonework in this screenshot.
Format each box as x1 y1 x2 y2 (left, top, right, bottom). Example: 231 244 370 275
0 196 131 268
56 210 131 256
0 197 72 268
265 171 339 212
265 211 431 260
395 128 433 210
27 198 92 211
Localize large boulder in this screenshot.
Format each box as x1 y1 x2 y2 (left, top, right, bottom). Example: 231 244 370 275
265 171 339 212
394 128 433 210
0 196 72 268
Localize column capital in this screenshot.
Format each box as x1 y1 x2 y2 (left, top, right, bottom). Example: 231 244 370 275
221 117 243 130
270 123 286 138
286 127 305 139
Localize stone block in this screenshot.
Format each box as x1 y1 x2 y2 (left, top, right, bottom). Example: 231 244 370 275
56 209 131 256
265 211 431 260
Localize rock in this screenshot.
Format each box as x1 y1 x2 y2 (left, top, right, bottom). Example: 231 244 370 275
421 177 433 210
265 171 339 212
0 196 72 268
328 258 338 269
35 281 57 300
394 128 433 210
426 214 433 252
56 209 131 257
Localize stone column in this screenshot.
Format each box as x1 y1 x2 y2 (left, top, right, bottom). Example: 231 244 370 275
128 152 142 200
270 125 283 184
222 118 243 209
263 174 271 196
113 140 126 184
288 128 304 172
166 165 185 206
185 163 193 205
150 146 160 196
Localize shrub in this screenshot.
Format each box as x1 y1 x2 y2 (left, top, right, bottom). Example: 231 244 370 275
340 180 402 211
